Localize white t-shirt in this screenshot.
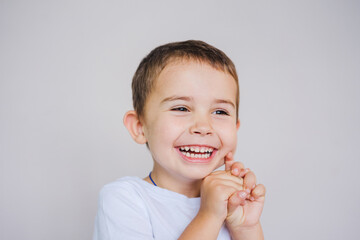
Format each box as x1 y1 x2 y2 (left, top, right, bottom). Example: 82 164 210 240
93 176 231 240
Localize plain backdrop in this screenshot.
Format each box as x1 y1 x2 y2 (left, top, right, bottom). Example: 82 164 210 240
1 0 359 239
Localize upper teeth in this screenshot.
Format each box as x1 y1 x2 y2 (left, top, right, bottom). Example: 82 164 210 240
179 146 214 153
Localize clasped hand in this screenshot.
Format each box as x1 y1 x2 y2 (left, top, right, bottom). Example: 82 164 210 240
199 152 266 232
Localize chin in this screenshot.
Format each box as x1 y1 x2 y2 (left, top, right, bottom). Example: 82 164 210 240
182 165 222 180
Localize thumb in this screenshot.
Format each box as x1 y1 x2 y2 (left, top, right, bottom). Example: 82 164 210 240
224 152 234 171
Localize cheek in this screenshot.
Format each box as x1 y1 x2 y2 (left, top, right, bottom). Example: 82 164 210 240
218 124 238 150
147 117 184 145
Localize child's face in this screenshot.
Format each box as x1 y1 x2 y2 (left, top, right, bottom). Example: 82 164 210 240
142 60 239 182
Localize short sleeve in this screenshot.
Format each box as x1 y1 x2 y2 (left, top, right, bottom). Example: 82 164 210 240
93 182 154 240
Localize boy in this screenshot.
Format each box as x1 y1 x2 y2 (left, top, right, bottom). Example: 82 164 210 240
93 40 266 239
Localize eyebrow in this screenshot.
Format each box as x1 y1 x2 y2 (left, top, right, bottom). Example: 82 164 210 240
213 99 236 109
161 95 235 109
160 95 193 104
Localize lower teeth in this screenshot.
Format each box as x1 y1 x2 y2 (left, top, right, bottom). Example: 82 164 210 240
182 151 210 158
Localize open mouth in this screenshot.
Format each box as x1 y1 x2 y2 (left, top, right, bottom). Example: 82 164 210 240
177 145 216 162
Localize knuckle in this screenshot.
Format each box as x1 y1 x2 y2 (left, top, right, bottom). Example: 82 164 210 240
237 162 245 169
259 184 266 194
253 184 266 196
214 184 224 192
245 172 256 182
229 195 238 204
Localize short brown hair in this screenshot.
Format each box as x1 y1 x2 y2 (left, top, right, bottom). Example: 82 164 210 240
131 40 239 120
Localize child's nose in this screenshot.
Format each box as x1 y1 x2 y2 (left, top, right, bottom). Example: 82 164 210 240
189 114 213 136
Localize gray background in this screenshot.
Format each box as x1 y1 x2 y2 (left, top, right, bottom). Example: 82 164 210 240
1 0 359 239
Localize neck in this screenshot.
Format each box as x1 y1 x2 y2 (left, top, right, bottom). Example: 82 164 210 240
144 168 202 198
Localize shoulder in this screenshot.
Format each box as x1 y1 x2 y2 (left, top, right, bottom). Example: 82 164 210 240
98 176 147 205
100 176 144 194
96 176 152 223
94 177 155 239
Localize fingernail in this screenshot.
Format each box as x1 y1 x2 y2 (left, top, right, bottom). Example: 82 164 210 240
232 168 239 175
252 184 256 189
250 196 255 201
245 188 251 194
239 191 247 198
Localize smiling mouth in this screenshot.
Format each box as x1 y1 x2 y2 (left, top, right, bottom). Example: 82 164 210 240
177 145 216 162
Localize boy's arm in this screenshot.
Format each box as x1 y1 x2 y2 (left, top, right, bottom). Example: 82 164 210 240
178 211 223 240
179 216 264 240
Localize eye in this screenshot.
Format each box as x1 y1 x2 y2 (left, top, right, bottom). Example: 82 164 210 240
213 109 229 115
171 106 189 112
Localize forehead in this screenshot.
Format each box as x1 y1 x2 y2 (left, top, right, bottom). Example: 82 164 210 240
151 60 237 99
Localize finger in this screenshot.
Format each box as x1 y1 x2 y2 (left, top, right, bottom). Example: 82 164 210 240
228 190 248 214
210 170 242 186
214 183 243 200
230 162 245 176
224 152 246 176
211 169 244 182
250 184 266 201
213 175 244 191
224 152 234 171
243 171 256 192
239 168 250 178
210 170 231 175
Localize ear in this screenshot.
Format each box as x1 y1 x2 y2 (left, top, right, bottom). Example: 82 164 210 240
123 110 147 144
236 119 240 130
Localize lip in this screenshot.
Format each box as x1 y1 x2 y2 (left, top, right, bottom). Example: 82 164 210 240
175 145 218 164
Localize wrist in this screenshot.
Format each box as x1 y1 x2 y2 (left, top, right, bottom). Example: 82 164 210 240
198 202 227 223
227 222 263 240
178 210 225 240
196 209 225 228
